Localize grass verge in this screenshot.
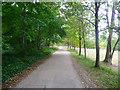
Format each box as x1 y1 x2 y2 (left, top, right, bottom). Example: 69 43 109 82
2 47 57 83
69 49 118 88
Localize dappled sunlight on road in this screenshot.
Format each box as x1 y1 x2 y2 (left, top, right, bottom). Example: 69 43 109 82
53 48 70 56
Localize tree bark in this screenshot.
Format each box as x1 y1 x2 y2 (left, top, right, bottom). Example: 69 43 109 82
83 30 86 58
78 22 82 55
37 24 41 49
22 32 26 45
21 5 26 46
104 2 115 64
95 2 100 67
67 40 70 48
74 46 75 50
79 34 82 55
46 39 50 47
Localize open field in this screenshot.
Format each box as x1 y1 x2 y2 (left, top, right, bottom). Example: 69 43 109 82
75 48 119 66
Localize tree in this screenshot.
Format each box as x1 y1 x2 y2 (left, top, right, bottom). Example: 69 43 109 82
2 2 66 55
103 1 119 64
94 1 100 67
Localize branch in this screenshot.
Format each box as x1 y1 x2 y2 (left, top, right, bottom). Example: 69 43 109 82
105 1 110 28
85 18 95 26
111 36 120 56
98 1 106 8
83 5 95 14
77 17 95 26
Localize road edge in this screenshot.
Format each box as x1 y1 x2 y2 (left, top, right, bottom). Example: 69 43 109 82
70 52 100 88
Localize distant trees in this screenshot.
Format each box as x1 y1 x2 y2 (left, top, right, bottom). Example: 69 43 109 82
60 2 90 58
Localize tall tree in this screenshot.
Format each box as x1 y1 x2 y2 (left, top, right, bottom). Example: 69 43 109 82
104 1 116 64
94 1 100 67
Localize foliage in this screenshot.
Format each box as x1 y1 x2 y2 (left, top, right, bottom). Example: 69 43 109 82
86 39 95 49
2 2 66 51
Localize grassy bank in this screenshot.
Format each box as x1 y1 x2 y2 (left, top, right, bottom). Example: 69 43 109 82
69 49 118 88
2 47 57 83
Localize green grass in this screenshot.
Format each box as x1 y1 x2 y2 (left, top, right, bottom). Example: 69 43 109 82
69 49 118 88
2 47 57 83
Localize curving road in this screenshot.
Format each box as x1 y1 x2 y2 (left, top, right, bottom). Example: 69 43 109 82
15 47 84 88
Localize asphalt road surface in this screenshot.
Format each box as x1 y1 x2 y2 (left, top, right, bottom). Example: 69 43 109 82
15 47 84 88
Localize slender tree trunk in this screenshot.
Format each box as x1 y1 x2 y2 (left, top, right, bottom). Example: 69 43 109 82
22 32 25 45
67 39 70 48
68 39 70 48
95 2 100 67
47 39 50 47
46 38 48 47
104 1 110 63
71 42 73 49
104 2 115 64
21 6 26 46
79 36 81 55
70 40 72 49
68 43 69 48
78 23 82 55
74 42 76 50
74 46 75 50
83 30 86 58
37 24 41 49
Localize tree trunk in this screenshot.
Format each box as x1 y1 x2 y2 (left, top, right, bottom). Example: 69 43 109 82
104 33 113 64
74 46 75 50
79 36 81 55
104 2 115 64
45 39 47 47
68 39 70 48
22 32 25 45
95 2 100 67
78 22 82 55
83 30 86 58
70 41 72 49
22 5 26 46
46 39 50 47
37 24 41 49
70 45 71 49
68 42 69 48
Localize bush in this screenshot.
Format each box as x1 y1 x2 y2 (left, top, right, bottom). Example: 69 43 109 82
14 45 38 57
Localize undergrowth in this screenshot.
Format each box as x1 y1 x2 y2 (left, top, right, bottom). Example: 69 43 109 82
2 47 57 83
